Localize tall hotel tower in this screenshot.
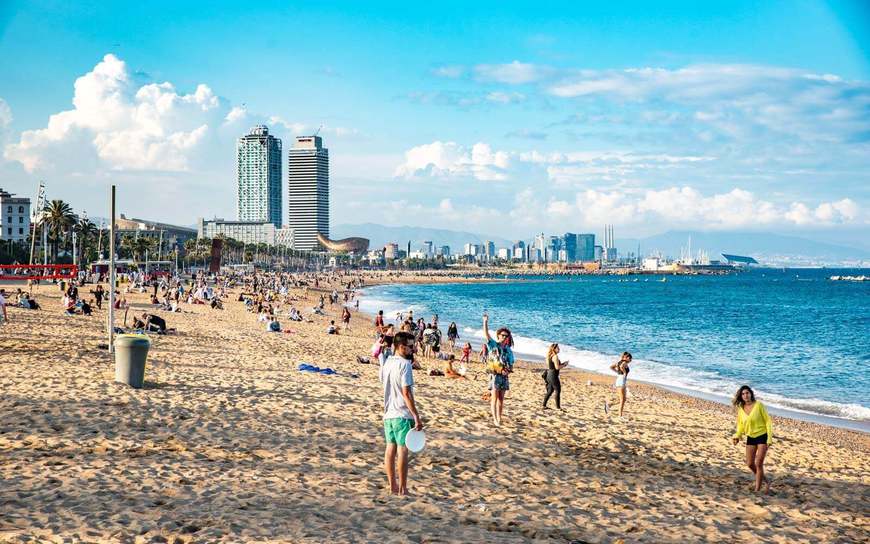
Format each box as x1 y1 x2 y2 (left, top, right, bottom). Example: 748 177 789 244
237 125 282 228
288 135 329 250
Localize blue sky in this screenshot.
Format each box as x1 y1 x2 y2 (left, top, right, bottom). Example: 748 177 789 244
1 0 868 242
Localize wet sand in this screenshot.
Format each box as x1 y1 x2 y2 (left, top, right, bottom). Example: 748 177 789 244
0 279 867 543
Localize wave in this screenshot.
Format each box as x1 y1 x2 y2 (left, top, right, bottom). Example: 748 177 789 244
360 286 870 423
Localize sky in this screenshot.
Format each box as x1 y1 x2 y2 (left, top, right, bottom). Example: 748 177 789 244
1 0 869 243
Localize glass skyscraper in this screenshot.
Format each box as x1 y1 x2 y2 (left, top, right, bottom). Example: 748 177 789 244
288 135 329 251
237 125 282 228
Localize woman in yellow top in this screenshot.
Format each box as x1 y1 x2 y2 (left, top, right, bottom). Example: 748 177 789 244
731 385 772 493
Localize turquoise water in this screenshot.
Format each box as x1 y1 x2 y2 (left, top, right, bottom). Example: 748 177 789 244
359 268 870 423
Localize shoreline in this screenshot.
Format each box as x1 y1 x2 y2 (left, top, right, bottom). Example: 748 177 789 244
1 274 868 543
357 277 870 435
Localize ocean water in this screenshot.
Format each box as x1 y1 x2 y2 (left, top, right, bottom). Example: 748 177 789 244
359 268 870 425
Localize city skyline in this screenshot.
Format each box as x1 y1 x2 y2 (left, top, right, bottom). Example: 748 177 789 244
0 1 868 247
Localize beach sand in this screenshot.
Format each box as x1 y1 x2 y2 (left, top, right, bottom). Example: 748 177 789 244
1 278 868 543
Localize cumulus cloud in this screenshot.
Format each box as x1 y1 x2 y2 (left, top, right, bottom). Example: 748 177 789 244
0 98 11 129
432 65 465 78
395 141 511 181
4 54 222 172
569 187 861 228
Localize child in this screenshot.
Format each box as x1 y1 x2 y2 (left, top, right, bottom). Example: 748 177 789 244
461 342 472 365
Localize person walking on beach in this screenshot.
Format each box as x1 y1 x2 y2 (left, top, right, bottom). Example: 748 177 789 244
447 321 459 351
341 306 352 331
380 331 424 496
483 313 514 427
732 385 773 493
543 343 568 410
610 352 632 417
374 310 385 333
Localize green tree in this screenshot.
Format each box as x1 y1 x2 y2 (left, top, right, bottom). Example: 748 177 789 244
42 200 77 263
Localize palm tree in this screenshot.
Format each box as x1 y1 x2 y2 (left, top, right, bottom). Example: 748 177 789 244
73 217 97 265
42 200 77 263
130 237 154 262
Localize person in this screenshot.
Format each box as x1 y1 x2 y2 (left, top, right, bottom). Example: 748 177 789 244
482 313 514 427
609 352 633 417
460 342 472 365
326 320 338 335
379 331 423 496
267 316 281 332
374 310 385 333
444 354 465 379
0 289 7 323
543 343 568 410
447 321 459 350
80 299 93 316
341 306 352 331
91 284 104 310
138 312 168 333
732 385 773 493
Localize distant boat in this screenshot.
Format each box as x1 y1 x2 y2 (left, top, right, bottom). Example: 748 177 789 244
660 277 667 282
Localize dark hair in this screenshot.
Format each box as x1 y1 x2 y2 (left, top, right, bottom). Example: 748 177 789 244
622 351 632 361
496 327 514 347
383 335 394 347
733 385 755 407
394 331 415 348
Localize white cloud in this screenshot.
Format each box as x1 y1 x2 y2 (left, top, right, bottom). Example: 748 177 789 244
432 65 465 78
224 106 247 123
485 91 525 104
395 141 511 181
474 61 551 84
4 54 222 172
0 98 11 128
570 187 861 229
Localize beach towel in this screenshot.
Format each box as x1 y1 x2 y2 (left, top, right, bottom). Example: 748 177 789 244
297 363 337 375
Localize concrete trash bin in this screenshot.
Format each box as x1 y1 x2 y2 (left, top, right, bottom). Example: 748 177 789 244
114 334 151 388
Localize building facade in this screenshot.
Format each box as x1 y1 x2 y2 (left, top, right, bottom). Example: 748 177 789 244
115 214 198 256
0 188 31 243
237 125 282 228
577 234 595 262
198 218 278 245
288 135 329 251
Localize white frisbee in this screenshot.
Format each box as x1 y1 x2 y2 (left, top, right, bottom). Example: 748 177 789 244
405 429 426 453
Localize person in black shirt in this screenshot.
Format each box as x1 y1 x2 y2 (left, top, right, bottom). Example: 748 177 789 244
543 343 568 410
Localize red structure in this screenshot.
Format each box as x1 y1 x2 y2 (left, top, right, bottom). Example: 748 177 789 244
0 264 79 280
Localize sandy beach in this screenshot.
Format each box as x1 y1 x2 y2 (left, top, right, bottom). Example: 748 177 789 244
1 277 868 543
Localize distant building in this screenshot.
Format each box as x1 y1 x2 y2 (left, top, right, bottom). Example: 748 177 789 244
497 248 510 260
198 218 278 245
484 240 496 258
577 234 595 262
275 228 295 248
422 240 434 257
463 243 480 257
594 245 603 261
288 135 329 251
0 188 31 243
438 245 450 257
512 240 526 262
562 233 578 262
237 125 282 228
384 242 400 260
115 214 198 255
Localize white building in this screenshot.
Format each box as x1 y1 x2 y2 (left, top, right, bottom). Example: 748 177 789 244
384 242 399 260
497 248 510 260
422 240 434 257
237 126 282 228
513 247 525 261
0 188 31 243
288 135 329 251
198 218 278 245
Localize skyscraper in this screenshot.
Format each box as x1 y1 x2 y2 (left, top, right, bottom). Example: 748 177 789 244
288 135 329 250
237 125 282 228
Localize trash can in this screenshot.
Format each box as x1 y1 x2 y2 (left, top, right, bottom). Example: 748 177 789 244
114 334 151 388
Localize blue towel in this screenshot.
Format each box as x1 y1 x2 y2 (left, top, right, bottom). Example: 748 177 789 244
297 363 340 375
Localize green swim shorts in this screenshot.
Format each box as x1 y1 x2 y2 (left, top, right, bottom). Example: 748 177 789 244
384 418 414 446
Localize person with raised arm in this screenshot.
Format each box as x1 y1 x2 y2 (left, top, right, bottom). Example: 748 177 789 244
482 312 514 427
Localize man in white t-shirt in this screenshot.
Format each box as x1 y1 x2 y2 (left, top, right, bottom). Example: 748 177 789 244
379 331 423 495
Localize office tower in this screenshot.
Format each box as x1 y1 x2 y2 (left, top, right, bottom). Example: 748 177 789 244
237 125 282 228
576 234 595 262
422 240 434 257
562 233 578 262
485 240 496 258
288 135 329 250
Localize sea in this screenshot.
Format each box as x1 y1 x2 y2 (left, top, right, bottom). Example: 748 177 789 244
359 268 870 431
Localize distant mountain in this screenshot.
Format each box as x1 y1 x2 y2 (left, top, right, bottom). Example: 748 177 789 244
332 223 512 250
627 230 870 264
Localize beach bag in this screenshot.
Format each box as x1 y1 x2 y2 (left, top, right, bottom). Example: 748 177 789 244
486 344 504 374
